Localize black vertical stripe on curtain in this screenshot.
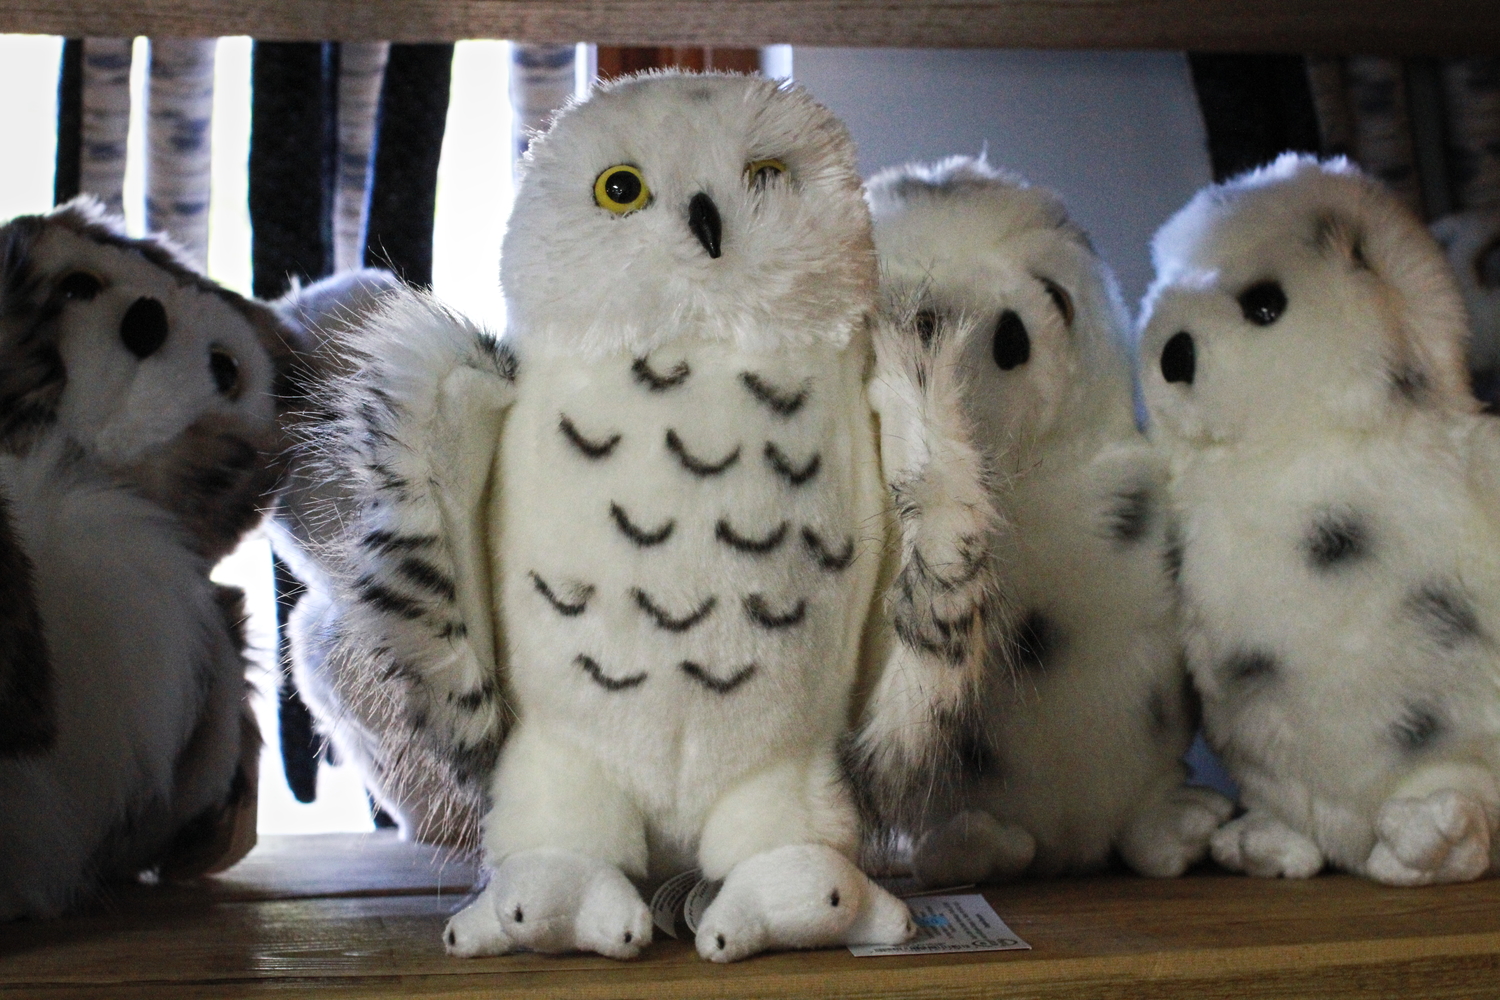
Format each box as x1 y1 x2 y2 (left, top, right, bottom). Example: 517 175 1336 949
249 41 338 300
272 556 321 804
249 40 339 804
363 43 454 288
54 38 84 206
1188 54 1323 183
1407 58 1456 221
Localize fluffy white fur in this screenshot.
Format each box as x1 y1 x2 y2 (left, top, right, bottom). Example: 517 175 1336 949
316 73 939 961
863 157 1230 882
273 272 495 847
1431 209 1500 404
0 438 249 917
1140 154 1500 885
0 202 288 917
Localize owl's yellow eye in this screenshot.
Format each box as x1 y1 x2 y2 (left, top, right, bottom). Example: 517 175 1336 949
745 158 788 189
594 164 651 214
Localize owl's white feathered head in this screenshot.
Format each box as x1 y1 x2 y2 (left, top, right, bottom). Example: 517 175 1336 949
866 155 1131 451
0 198 287 465
501 72 876 356
1139 154 1474 448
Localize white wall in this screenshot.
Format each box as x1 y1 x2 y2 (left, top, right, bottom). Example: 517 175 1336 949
791 48 1214 313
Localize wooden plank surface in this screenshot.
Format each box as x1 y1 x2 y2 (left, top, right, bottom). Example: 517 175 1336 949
3 832 1500 998
1 0 1497 55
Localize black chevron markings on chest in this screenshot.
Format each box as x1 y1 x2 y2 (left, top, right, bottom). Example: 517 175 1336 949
743 593 806 629
559 413 621 458
680 660 758 694
530 571 595 616
715 518 789 554
739 371 809 417
610 503 675 546
665 429 740 476
575 654 648 691
801 527 855 571
764 442 820 486
632 356 691 391
631 588 717 631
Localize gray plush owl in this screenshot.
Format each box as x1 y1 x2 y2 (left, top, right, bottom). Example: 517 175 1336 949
0 199 295 917
861 156 1231 885
305 72 1014 962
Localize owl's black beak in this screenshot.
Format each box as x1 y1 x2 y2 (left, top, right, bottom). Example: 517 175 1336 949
688 192 722 259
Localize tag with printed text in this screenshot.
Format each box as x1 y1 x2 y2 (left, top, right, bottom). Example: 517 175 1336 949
849 893 1031 957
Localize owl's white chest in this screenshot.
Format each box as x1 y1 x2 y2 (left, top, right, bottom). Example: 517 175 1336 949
494 338 884 837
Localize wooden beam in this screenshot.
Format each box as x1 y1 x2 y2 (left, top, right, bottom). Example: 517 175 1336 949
2 0 1496 56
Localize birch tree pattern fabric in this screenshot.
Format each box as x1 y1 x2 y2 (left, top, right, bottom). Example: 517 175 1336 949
334 42 389 274
147 38 217 269
80 38 133 217
510 44 577 160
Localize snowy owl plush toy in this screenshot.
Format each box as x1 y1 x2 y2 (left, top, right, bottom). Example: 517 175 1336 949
0 199 292 917
304 72 1029 962
863 157 1232 885
1140 154 1500 885
1431 210 1500 407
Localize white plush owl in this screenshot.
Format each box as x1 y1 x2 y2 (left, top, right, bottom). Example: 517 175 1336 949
1431 209 1500 407
862 157 1232 884
306 72 1031 962
0 199 292 917
1139 154 1500 885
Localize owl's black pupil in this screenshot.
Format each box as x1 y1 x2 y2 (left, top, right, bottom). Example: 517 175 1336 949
1238 280 1287 326
605 170 641 205
992 310 1030 370
1161 331 1196 385
58 271 103 301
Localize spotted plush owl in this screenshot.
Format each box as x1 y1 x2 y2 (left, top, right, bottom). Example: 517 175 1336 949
306 73 1029 961
1139 154 1500 885
0 199 293 917
859 157 1231 885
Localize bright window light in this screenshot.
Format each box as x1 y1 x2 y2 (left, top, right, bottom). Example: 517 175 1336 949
432 39 514 332
0 35 63 222
206 36 253 297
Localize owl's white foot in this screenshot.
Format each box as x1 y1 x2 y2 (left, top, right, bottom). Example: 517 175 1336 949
444 848 652 959
1210 810 1324 879
444 883 518 957
911 810 1036 886
1118 785 1235 877
1366 790 1494 886
694 844 914 963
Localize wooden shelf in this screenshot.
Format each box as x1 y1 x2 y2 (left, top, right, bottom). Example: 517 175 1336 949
4 832 1500 999
1 0 1496 55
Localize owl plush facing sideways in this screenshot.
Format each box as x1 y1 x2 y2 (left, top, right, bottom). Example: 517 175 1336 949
1140 155 1500 885
0 200 288 916
311 73 1034 961
863 157 1231 884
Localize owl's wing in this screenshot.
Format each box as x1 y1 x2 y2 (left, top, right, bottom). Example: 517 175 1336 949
311 288 518 794
851 310 1010 834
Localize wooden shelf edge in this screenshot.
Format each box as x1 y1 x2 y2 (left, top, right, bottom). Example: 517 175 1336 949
1 0 1497 55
